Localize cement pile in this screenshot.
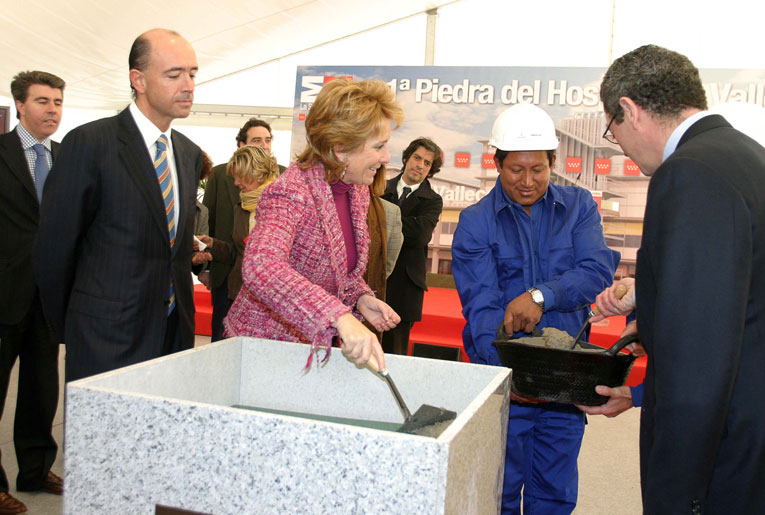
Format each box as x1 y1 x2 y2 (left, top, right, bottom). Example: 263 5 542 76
516 327 600 352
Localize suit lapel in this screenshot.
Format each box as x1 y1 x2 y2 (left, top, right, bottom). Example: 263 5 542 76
0 131 38 203
171 130 197 258
400 189 419 215
381 175 398 204
117 109 171 245
225 172 240 207
401 177 432 215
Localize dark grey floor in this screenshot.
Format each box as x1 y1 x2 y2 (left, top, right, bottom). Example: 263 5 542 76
1 336 641 514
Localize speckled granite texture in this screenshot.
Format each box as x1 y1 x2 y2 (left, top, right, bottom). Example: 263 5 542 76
64 338 511 514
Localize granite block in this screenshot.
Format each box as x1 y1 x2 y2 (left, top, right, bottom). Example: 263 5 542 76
65 338 511 514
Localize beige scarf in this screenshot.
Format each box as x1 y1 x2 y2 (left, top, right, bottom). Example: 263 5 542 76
240 179 274 233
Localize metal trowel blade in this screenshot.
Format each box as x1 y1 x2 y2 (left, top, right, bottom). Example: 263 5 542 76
396 405 457 437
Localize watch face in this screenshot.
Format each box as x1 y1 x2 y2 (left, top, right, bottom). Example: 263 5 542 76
528 288 544 308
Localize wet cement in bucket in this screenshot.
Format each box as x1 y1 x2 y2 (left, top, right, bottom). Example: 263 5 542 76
516 327 601 352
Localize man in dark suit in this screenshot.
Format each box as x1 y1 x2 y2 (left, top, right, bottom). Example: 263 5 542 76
593 45 765 514
0 70 65 514
202 118 285 341
381 137 443 355
34 29 202 383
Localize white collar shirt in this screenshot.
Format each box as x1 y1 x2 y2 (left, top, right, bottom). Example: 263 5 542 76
396 176 422 200
129 102 180 230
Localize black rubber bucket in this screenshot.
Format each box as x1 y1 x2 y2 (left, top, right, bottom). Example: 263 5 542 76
493 324 638 406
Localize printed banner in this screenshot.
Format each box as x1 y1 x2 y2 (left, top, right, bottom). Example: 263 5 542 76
291 66 765 273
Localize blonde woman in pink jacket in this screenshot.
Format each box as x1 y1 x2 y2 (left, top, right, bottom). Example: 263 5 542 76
224 79 404 371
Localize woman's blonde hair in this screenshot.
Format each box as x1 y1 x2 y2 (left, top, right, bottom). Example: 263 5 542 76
370 164 387 197
296 78 404 183
226 145 280 186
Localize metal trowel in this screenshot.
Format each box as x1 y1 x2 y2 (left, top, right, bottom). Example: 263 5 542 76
366 355 456 437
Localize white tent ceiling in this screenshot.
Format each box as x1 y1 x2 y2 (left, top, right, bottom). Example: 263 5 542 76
0 0 456 110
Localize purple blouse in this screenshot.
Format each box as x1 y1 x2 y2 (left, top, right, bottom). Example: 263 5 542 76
331 179 357 274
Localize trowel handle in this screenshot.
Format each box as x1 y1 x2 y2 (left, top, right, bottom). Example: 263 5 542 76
367 355 412 420
366 354 387 376
591 284 629 317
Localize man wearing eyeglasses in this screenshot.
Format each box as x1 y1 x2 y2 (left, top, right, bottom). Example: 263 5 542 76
589 45 765 514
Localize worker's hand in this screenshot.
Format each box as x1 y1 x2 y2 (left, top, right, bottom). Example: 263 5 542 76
333 313 386 371
504 292 542 335
576 385 633 417
590 278 636 322
192 251 212 266
356 294 400 333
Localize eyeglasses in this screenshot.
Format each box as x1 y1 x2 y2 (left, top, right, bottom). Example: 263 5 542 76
602 116 617 144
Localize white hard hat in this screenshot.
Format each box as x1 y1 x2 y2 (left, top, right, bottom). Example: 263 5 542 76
489 103 559 151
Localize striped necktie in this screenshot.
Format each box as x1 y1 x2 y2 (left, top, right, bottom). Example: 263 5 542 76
154 134 176 314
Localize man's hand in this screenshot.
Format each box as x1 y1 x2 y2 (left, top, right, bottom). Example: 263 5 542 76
590 278 636 322
192 251 212 266
576 385 633 417
619 320 646 356
197 234 213 249
356 294 400 333
504 292 542 335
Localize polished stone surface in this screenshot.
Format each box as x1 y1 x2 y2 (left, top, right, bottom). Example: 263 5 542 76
64 338 511 514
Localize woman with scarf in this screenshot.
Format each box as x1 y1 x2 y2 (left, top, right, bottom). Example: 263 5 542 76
224 79 403 371
196 145 279 301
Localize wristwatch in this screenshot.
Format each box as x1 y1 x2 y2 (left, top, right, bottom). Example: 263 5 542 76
527 287 545 311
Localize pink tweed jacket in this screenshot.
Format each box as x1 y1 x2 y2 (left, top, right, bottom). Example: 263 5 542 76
224 162 374 352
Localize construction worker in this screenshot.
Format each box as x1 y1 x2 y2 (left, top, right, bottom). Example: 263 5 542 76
451 103 619 514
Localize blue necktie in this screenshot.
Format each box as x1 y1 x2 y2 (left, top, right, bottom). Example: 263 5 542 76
154 135 176 314
33 144 49 201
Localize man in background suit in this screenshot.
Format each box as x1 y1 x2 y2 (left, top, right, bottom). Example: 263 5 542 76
202 118 285 341
35 29 202 382
592 45 765 513
0 71 65 514
381 137 443 355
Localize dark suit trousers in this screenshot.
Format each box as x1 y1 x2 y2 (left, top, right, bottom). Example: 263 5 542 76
0 294 58 492
382 321 414 356
210 282 233 342
162 308 189 356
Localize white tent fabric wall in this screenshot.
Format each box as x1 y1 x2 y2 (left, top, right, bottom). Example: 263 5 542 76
3 0 765 165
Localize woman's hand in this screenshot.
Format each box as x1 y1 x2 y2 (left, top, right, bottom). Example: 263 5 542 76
333 313 386 370
356 294 400 333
